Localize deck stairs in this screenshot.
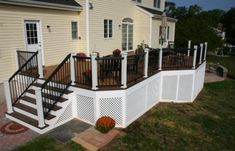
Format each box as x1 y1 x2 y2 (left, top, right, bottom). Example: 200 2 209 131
6 79 75 134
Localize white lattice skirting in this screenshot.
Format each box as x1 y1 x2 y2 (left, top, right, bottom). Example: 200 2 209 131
70 62 206 128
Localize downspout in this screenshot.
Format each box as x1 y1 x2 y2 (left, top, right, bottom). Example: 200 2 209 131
149 15 153 47
86 0 90 54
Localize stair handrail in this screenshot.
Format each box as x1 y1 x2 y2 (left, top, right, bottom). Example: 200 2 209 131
41 53 72 118
9 51 39 105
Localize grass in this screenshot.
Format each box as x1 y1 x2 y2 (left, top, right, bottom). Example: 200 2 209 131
14 137 84 151
207 55 235 77
101 80 235 151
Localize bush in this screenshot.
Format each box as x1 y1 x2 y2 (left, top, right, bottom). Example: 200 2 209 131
95 116 115 133
113 49 121 57
77 52 87 57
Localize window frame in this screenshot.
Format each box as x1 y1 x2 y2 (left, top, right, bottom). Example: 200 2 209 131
71 21 78 40
154 0 161 8
104 19 113 39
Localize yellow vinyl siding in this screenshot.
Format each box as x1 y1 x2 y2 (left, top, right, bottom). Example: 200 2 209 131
138 0 165 11
0 3 86 82
151 19 162 48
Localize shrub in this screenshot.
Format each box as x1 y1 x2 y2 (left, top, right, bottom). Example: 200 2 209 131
77 52 87 57
95 116 115 133
113 49 121 57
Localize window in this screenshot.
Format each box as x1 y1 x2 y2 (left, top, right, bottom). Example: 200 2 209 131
104 19 113 38
132 0 141 3
167 26 170 40
122 18 134 51
26 23 38 44
71 21 78 39
154 0 161 8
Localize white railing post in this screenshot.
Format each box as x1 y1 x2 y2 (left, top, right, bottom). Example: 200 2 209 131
15 49 20 69
38 49 44 78
70 53 76 85
188 40 191 56
193 45 198 69
159 47 163 70
91 53 98 90
144 48 149 78
3 81 13 114
35 88 45 128
204 42 208 61
199 43 203 64
121 52 128 89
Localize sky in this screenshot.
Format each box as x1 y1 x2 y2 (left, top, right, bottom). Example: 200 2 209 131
167 0 235 10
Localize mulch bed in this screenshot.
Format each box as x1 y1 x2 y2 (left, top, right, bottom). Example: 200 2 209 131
0 121 28 135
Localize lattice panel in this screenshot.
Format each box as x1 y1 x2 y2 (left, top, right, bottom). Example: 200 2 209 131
55 103 72 125
126 87 146 123
147 77 161 108
76 95 95 124
99 97 123 127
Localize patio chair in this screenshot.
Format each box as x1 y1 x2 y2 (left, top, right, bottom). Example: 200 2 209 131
99 56 121 82
127 55 139 74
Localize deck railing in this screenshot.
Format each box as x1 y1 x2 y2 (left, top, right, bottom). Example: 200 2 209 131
16 50 36 68
8 51 39 106
96 56 123 87
41 54 71 118
73 56 92 87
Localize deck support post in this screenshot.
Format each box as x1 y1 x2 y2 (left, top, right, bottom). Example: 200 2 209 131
4 81 13 114
35 88 46 128
204 42 208 61
159 47 163 70
193 46 198 69
199 43 203 64
91 53 98 90
144 48 149 78
188 40 191 56
70 53 76 85
121 52 128 89
38 49 44 78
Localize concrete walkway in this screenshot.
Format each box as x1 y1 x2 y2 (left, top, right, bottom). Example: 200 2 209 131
205 71 225 83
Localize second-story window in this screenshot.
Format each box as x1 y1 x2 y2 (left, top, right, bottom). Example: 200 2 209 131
154 0 161 8
104 19 113 38
71 21 78 39
132 0 141 3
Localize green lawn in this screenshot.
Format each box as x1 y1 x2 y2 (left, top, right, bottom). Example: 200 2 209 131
101 80 235 151
14 137 84 151
207 55 235 77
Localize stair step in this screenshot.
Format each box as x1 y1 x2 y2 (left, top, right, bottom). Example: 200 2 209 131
27 89 68 102
32 83 73 94
6 112 48 129
21 96 62 111
14 103 56 120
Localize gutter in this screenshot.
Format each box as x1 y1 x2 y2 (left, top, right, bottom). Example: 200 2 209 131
0 0 82 12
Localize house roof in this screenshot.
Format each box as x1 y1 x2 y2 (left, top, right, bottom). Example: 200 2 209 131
0 0 82 11
137 5 177 23
138 6 163 16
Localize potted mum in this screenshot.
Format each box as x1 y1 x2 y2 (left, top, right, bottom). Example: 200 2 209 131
113 49 121 57
95 116 116 133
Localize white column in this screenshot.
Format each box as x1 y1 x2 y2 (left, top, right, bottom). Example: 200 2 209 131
70 53 76 85
159 47 163 70
15 49 20 69
91 53 98 90
193 46 198 69
199 43 203 64
121 52 128 89
4 81 13 114
38 49 44 78
204 42 208 61
144 48 149 78
35 88 45 128
188 40 191 56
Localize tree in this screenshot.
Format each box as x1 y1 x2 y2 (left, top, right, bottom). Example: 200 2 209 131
188 5 202 16
223 8 235 45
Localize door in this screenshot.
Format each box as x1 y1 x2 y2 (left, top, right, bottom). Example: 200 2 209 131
24 21 42 52
24 20 44 65
122 18 133 51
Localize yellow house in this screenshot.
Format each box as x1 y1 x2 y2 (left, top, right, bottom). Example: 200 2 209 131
0 0 176 82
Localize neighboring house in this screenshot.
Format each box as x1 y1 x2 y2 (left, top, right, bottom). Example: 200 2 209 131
0 0 176 82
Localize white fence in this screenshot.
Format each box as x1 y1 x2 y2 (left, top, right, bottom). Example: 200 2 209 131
70 62 206 128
